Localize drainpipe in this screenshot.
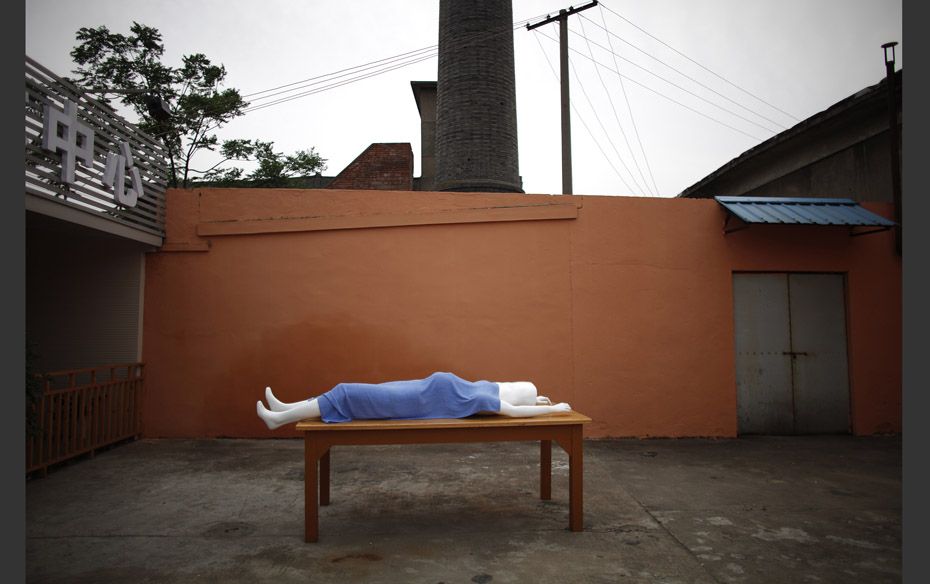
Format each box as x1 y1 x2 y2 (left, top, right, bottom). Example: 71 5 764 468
882 42 901 255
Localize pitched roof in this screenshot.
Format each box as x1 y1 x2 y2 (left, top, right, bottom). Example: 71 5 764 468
678 69 902 198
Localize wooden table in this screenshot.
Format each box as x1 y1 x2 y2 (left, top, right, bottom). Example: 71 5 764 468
295 411 591 542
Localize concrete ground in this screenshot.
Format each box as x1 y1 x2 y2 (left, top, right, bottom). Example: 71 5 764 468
26 435 900 584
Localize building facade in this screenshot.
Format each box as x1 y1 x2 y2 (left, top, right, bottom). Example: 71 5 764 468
678 70 902 203
143 187 900 439
25 56 169 374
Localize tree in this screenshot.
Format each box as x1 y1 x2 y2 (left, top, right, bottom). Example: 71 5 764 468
194 139 327 187
70 22 325 188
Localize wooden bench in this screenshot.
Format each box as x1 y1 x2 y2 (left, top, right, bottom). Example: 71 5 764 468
295 411 591 542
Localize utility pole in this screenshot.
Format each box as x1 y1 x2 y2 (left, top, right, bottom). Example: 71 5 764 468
527 1 598 195
881 42 902 255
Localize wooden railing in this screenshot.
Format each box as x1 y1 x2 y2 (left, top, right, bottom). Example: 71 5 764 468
26 363 145 476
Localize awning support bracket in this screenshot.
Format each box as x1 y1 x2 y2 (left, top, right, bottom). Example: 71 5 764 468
723 213 750 234
849 225 893 237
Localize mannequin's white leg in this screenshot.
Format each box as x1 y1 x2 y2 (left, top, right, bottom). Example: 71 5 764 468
257 398 322 430
265 386 310 412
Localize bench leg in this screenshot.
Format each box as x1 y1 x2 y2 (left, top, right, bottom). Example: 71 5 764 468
304 435 320 543
320 448 331 506
568 426 583 532
540 440 552 500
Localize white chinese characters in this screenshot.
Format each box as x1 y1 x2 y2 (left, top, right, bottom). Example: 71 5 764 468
42 99 94 185
40 98 141 208
103 142 143 207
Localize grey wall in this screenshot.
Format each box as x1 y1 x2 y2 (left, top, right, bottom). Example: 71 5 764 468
743 130 898 202
411 81 438 191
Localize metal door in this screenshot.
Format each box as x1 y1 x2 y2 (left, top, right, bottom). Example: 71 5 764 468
733 273 850 434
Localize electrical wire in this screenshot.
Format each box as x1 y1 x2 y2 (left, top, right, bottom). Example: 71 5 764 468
533 30 637 195
242 45 437 99
571 53 648 195
563 25 780 135
534 29 766 142
579 11 789 132
566 24 650 195
241 22 524 113
597 5 660 196
239 12 550 114
244 22 500 105
576 16 656 196
598 1 801 123
242 52 436 113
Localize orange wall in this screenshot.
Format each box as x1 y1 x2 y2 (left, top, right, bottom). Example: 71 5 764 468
142 188 901 438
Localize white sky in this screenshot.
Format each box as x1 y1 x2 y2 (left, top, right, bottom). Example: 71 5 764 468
25 0 903 197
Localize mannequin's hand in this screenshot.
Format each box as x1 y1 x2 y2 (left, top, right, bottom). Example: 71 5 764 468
553 402 571 412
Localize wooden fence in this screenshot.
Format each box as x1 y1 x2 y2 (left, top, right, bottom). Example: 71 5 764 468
26 363 145 476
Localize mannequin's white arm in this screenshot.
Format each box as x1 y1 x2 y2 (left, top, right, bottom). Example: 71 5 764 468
498 401 571 417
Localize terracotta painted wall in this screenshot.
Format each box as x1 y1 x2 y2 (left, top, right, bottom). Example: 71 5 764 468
142 188 901 438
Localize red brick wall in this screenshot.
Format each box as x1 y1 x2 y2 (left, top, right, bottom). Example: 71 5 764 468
326 143 413 190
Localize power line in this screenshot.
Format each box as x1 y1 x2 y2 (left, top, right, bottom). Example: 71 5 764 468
242 52 436 113
570 52 649 195
534 29 766 142
598 1 801 123
563 26 781 135
597 5 660 196
566 22 650 195
576 15 656 196
579 11 789 132
533 31 637 195
245 22 516 105
243 46 436 102
240 13 548 113
241 19 527 113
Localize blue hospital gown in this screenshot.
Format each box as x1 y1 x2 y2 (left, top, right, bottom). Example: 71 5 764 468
317 372 501 423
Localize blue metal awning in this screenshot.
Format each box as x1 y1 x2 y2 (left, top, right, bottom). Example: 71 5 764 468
714 196 896 235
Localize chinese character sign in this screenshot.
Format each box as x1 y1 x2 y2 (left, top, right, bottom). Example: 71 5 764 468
103 142 143 207
42 99 94 185
40 98 141 208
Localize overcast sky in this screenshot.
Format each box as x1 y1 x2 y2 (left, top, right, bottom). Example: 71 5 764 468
25 0 903 197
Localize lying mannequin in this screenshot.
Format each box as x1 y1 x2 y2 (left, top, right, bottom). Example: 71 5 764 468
256 371 571 429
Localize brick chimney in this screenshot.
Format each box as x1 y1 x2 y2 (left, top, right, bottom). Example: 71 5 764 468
435 0 522 192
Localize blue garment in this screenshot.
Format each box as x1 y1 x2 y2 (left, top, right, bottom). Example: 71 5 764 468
317 372 501 423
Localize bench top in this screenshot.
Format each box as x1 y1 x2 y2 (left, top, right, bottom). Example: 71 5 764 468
295 411 591 432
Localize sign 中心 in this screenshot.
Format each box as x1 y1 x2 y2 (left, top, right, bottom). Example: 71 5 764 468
42 98 142 208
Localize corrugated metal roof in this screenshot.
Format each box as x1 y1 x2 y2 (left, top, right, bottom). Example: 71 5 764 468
714 196 896 227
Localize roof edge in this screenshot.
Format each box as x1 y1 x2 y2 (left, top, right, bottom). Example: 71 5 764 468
679 69 902 198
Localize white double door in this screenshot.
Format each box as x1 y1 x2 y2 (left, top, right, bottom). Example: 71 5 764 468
732 273 851 435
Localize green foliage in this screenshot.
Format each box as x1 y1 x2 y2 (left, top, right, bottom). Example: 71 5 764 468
69 22 324 189
196 140 327 187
